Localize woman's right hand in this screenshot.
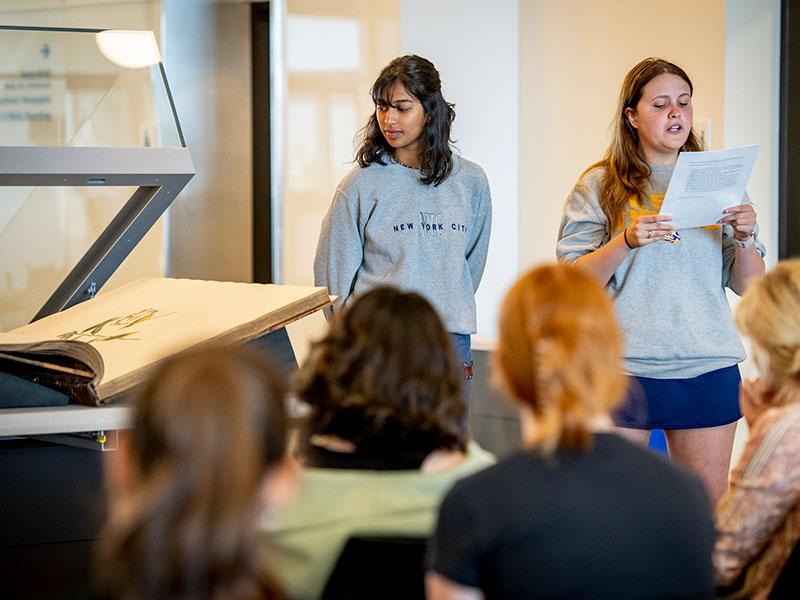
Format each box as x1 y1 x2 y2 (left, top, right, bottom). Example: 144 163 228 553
625 214 675 248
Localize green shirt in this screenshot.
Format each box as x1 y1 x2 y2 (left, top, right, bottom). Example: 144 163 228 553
259 441 495 600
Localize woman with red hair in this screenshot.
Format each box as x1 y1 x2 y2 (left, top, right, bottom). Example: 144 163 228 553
427 263 715 600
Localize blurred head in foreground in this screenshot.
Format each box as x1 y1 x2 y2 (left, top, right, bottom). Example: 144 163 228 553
735 258 800 407
496 263 627 453
97 345 294 600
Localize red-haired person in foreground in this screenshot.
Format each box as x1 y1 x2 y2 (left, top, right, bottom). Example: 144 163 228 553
714 259 800 599
427 263 715 600
96 346 298 600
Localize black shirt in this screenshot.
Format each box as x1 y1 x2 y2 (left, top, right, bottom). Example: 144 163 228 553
428 434 715 599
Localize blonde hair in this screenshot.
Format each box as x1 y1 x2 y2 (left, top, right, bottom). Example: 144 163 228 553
736 259 800 406
495 263 627 453
585 57 704 231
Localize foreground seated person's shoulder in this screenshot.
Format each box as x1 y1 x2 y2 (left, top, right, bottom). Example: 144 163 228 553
427 263 715 600
714 258 800 599
260 287 494 600
96 346 297 600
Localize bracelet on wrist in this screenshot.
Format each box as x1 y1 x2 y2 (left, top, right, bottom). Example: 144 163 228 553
734 232 755 249
623 228 634 250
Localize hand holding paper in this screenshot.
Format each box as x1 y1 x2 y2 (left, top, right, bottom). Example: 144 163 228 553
626 213 674 248
718 203 758 241
659 145 759 230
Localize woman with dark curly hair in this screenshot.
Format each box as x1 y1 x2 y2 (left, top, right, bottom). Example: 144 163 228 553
96 346 297 600
314 54 492 402
260 287 494 600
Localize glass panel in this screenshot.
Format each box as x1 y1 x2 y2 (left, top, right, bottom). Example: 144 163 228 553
0 26 182 148
0 26 179 330
0 186 140 330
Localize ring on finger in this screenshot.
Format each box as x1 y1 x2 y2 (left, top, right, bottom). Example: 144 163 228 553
646 231 652 239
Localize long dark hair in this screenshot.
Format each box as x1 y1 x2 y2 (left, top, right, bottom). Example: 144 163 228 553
294 286 466 461
584 57 704 230
355 55 456 186
96 346 288 600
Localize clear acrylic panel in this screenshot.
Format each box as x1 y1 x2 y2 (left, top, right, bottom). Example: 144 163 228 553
0 26 183 331
0 186 141 330
0 25 182 148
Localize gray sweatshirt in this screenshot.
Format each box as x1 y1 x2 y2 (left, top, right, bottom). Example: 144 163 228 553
557 164 765 379
314 154 492 334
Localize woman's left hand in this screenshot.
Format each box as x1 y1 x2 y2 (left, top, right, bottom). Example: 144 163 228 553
719 204 757 241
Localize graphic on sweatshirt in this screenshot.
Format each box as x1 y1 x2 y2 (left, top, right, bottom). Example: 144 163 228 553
618 194 665 232
620 193 720 235
420 211 444 236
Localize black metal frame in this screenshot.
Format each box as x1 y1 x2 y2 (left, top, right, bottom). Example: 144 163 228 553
252 2 272 283
780 0 800 258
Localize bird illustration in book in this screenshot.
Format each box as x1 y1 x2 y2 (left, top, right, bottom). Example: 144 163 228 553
57 308 173 344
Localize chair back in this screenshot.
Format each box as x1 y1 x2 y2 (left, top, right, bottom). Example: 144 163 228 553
320 535 427 600
770 537 800 598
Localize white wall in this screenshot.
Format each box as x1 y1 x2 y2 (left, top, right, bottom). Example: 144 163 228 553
724 0 781 268
399 0 520 343
724 0 781 465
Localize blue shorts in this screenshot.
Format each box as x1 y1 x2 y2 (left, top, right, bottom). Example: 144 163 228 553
614 365 742 430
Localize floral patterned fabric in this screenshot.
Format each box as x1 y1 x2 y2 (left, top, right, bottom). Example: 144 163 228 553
714 402 800 599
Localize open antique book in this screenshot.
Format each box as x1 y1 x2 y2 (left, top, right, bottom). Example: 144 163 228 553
0 278 331 406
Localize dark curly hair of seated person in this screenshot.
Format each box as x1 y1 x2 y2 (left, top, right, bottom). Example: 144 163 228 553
294 286 467 463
